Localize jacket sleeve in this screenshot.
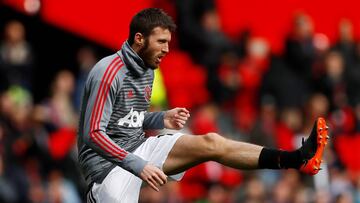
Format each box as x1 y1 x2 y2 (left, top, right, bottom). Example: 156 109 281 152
143 111 165 129
82 57 147 177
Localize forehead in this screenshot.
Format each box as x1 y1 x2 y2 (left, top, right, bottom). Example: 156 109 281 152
149 27 171 40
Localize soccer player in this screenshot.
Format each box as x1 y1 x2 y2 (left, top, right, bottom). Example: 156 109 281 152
77 8 329 202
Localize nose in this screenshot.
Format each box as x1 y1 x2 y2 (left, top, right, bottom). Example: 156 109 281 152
162 43 169 54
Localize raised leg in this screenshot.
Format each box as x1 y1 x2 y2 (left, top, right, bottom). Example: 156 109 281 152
163 133 263 175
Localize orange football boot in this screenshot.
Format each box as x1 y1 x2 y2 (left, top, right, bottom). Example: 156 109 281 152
299 117 329 175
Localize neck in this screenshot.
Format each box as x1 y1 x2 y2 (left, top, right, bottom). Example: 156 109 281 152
131 43 142 55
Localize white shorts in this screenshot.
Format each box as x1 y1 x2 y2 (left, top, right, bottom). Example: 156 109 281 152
88 133 184 203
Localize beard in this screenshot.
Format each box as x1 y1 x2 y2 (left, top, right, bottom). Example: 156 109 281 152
138 39 158 70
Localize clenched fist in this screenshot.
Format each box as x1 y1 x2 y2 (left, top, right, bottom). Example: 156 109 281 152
164 108 190 130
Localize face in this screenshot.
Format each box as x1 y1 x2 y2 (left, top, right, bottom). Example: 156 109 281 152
138 27 171 69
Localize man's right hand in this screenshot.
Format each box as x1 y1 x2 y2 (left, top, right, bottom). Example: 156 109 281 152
140 164 168 192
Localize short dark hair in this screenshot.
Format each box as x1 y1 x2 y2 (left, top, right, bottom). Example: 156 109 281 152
128 8 176 45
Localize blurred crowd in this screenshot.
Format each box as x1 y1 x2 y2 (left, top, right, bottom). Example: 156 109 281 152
1 1 360 203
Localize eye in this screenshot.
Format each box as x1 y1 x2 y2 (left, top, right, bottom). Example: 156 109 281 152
158 39 167 44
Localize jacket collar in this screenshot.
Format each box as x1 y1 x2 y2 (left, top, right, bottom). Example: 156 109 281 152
118 41 148 77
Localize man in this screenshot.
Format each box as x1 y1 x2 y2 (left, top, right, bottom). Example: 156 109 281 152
77 8 329 202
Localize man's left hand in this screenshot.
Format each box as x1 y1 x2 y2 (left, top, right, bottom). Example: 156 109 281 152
164 108 190 130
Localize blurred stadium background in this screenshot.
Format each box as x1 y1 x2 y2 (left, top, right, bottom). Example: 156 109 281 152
1 0 360 202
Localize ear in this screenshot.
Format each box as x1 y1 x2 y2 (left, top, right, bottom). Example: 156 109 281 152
134 32 145 46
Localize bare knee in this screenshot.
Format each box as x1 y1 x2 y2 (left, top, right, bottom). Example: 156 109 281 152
200 132 226 160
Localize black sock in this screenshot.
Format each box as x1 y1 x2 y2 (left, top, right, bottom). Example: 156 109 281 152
279 149 303 169
258 148 281 169
258 148 303 169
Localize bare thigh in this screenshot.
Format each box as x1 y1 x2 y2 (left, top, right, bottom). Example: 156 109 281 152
163 134 221 175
